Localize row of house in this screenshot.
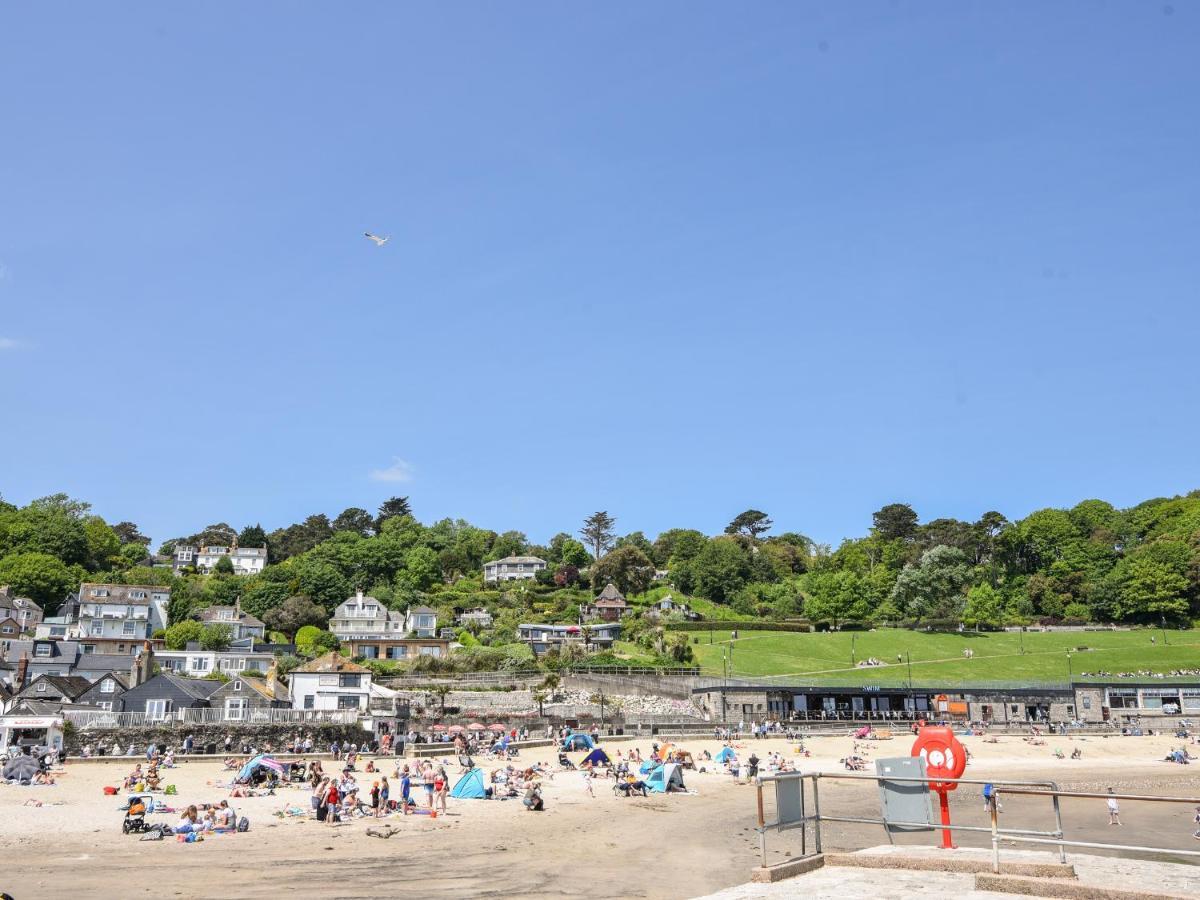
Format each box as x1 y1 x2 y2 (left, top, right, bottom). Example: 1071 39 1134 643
0 586 44 638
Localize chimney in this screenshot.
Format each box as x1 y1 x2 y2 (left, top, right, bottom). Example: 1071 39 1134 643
131 640 155 687
266 658 281 701
16 653 30 690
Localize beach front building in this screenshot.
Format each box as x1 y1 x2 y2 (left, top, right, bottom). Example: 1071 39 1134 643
117 673 223 719
11 674 94 707
0 587 43 634
483 555 547 583
581 583 629 622
518 622 621 657
76 673 130 710
196 602 266 641
74 583 169 642
0 639 142 687
288 652 372 712
329 590 407 643
330 592 446 660
193 545 268 575
156 638 276 677
343 634 451 661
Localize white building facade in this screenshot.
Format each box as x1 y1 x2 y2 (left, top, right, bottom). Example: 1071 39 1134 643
483 556 548 583
288 652 372 712
74 584 169 641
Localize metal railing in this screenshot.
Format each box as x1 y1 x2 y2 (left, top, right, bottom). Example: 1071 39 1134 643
64 708 359 729
753 770 1200 873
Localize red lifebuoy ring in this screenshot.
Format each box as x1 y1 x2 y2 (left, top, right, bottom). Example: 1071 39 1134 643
911 726 967 792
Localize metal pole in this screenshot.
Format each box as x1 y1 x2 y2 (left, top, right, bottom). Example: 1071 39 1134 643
756 780 766 867
1049 780 1066 864
812 774 823 854
991 788 1001 873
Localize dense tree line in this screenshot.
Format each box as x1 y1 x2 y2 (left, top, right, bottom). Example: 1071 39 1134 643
2 491 1199 640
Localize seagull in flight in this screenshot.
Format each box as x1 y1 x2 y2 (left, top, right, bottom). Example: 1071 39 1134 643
364 232 390 247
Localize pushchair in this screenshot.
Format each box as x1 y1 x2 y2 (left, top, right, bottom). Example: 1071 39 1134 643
122 798 151 834
557 752 575 770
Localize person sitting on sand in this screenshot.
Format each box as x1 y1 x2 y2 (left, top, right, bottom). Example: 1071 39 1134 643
145 767 162 790
123 764 144 789
1071 748 1082 760
523 783 544 812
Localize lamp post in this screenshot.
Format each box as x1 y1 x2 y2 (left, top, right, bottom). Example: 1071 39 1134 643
1161 615 1169 646
851 633 857 667
1019 627 1025 656
1067 651 1073 682
906 650 913 690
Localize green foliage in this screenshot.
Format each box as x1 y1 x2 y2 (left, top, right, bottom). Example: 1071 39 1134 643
725 509 773 539
295 624 339 656
263 595 328 638
212 555 235 575
591 546 655 595
199 623 232 651
690 537 751 603
0 552 79 611
165 619 204 649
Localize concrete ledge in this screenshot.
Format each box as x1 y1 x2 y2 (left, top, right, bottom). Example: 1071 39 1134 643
826 852 1075 879
974 873 1188 900
750 854 825 883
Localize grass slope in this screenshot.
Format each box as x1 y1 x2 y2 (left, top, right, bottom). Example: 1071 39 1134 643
688 628 1200 685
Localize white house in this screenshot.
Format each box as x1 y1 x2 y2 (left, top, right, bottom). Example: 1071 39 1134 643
456 607 494 629
288 652 371 712
405 606 438 638
156 637 275 677
483 556 547 583
329 590 407 643
194 545 268 576
74 584 169 641
0 588 43 634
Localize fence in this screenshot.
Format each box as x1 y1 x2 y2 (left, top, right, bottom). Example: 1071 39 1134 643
64 708 359 729
753 770 1200 872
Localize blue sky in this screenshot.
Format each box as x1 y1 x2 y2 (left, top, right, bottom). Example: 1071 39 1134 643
2 3 1198 549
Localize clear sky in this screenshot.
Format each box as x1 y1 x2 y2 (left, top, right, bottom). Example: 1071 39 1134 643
2 3 1198 549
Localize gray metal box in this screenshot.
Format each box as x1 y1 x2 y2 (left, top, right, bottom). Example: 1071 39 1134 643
875 756 934 833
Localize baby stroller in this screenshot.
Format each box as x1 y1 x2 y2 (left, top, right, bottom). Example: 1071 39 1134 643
557 752 575 769
122 798 151 834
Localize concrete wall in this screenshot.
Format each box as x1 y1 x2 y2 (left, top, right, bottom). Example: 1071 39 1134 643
66 721 367 755
562 672 701 701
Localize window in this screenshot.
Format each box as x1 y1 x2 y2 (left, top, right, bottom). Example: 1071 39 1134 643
1107 689 1138 709
91 621 103 635
1 626 11 635
98 701 112 711
303 695 314 710
91 589 109 597
419 646 441 658
387 646 408 660
337 695 360 709
339 674 361 688
82 644 95 654
35 644 51 658
232 680 242 691
191 657 210 672
145 699 172 721
37 681 47 692
225 698 248 721
1082 696 1092 710
122 620 136 636
129 591 146 600
101 679 115 693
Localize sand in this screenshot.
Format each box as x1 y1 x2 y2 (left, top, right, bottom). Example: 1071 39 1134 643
2 732 1198 899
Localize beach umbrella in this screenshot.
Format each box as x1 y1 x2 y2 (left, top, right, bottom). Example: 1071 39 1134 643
447 725 465 733
467 723 485 731
488 724 506 732
431 724 448 732
2 754 40 782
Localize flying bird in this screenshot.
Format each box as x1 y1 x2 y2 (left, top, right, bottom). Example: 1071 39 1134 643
364 232 389 247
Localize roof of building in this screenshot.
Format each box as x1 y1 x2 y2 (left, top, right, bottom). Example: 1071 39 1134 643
486 556 548 566
90 672 130 690
0 587 42 611
18 674 94 699
74 653 139 672
408 606 437 616
78 583 169 605
293 651 368 674
595 583 626 602
212 674 276 700
197 606 266 628
145 673 224 701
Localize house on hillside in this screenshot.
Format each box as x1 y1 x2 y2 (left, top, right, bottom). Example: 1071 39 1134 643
77 673 129 710
456 607 493 629
288 652 371 712
117 673 223 720
483 556 547 583
405 606 438 637
0 587 43 634
330 591 449 662
156 637 275 677
208 675 285 721
329 590 407 642
74 583 169 642
194 545 268 576
581 583 629 622
517 622 621 657
197 602 266 641
646 595 698 621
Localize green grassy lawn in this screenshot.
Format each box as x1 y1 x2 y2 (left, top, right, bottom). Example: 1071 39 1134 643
688 627 1200 685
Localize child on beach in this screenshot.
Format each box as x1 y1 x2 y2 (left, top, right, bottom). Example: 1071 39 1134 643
1107 788 1121 826
582 770 595 798
380 777 390 816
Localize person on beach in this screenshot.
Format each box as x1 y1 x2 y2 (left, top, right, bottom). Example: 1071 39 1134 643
1107 788 1121 826
371 781 381 817
379 777 390 816
400 767 412 814
582 769 595 798
435 766 449 814
1192 806 1200 840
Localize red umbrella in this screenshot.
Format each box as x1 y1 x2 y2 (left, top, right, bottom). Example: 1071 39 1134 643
431 724 447 732
447 725 465 733
467 723 485 731
488 724 506 732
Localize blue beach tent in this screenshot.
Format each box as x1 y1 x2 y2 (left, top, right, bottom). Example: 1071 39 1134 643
581 747 610 767
562 733 595 751
450 768 488 799
644 763 686 793
714 746 736 764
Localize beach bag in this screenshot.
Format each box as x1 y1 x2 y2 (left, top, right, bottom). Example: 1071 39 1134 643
165 784 177 795
237 816 250 832
103 786 118 795
140 828 164 841
982 783 994 800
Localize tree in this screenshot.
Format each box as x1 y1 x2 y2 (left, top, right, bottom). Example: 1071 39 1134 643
83 517 121 569
432 684 451 715
691 538 752 603
963 583 1003 628
872 504 920 542
238 523 268 547
614 531 654 558
802 571 872 626
332 507 375 537
554 564 581 586
403 546 442 590
295 625 339 656
725 509 774 540
112 521 150 546
199 623 232 651
293 559 351 612
532 689 548 716
488 531 529 560
890 545 972 620
164 619 204 650
192 522 237 547
212 555 235 575
0 552 77 611
651 528 707 567
558 539 590 568
591 546 655 595
267 514 333 562
580 511 617 560
376 497 413 533
1117 557 1188 623
263 595 329 639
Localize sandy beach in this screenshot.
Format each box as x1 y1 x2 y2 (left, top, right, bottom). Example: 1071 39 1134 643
2 732 1198 899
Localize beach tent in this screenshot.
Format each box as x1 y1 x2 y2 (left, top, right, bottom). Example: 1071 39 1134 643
237 754 284 783
639 760 657 774
450 768 488 799
714 746 736 764
562 734 595 751
581 747 610 767
2 754 40 782
644 763 686 794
